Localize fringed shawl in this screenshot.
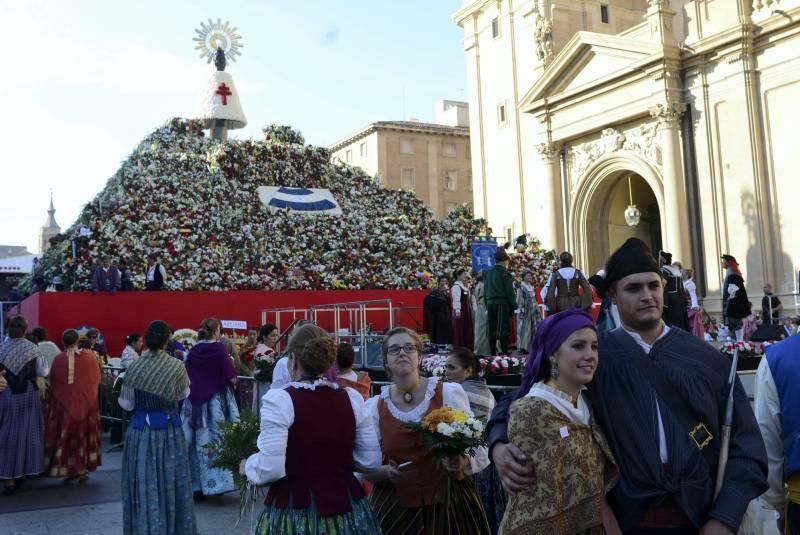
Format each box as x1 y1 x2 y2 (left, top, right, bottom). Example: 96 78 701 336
124 350 190 403
0 338 41 376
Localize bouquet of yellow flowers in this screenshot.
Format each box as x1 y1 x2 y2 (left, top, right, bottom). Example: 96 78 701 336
406 407 487 506
406 406 486 462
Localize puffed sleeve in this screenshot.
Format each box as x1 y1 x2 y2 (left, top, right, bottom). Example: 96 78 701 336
364 395 382 452
118 384 135 411
34 346 49 377
244 389 295 485
442 382 490 475
346 388 382 471
754 358 785 514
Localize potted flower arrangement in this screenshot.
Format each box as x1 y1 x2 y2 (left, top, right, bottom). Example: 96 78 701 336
420 354 448 379
719 340 764 371
479 355 525 387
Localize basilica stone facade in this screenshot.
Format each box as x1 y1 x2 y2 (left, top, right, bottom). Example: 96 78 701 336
455 0 800 312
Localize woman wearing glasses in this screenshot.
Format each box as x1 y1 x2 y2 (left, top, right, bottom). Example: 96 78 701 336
365 327 491 534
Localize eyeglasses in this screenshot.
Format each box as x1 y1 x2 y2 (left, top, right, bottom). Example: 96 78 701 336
387 343 418 356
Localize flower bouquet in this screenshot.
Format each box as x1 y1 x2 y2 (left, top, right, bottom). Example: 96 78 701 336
405 406 486 505
209 410 262 526
253 349 279 383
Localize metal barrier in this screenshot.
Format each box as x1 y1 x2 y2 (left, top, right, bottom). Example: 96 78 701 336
99 365 127 452
261 299 404 369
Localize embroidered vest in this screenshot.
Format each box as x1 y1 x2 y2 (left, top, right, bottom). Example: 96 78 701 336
264 386 364 516
377 381 445 507
766 340 800 480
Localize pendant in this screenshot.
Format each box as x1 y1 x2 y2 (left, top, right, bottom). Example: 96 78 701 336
402 391 413 404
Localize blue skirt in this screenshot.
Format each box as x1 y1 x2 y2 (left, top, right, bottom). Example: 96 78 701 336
253 494 381 535
181 388 240 496
121 420 196 534
0 384 43 479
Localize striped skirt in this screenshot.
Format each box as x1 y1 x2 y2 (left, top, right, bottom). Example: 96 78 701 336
370 477 491 535
254 494 380 535
121 421 196 535
0 385 44 479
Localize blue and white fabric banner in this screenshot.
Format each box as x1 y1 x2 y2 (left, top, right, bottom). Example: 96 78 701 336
257 186 343 216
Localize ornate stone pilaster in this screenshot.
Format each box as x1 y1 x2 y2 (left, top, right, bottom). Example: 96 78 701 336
536 140 564 250
649 102 686 127
651 102 691 265
536 141 559 160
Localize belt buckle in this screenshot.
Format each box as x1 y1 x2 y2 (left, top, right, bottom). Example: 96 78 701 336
689 422 713 450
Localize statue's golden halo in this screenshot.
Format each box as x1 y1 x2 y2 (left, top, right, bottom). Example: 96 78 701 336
193 18 243 63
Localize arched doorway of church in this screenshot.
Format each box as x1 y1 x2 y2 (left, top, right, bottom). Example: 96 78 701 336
584 172 661 272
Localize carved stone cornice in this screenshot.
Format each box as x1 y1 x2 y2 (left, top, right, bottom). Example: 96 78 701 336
568 124 662 188
649 102 686 127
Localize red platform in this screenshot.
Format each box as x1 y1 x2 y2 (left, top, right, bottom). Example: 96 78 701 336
19 290 427 357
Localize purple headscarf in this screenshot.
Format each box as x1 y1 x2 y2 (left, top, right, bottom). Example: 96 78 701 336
513 308 596 402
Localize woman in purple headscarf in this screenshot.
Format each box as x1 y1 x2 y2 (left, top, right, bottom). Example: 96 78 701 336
181 317 240 500
499 309 620 535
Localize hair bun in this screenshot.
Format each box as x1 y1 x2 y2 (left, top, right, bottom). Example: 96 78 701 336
299 337 336 376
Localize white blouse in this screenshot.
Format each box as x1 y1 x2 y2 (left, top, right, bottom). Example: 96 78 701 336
245 380 382 486
364 376 490 475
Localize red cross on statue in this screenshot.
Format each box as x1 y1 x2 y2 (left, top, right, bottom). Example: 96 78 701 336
215 83 233 105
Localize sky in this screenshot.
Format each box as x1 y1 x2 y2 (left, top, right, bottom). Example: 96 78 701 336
0 0 467 253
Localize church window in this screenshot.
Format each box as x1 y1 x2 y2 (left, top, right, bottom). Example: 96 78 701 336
345 149 352 163
601 5 610 24
401 166 416 189
491 17 500 38
359 142 367 157
445 170 458 191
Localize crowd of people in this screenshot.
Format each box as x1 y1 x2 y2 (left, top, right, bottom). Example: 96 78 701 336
3 237 800 534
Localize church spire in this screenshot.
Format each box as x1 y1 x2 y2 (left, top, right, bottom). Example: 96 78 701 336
44 192 59 229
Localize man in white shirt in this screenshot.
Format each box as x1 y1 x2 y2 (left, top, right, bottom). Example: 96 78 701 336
755 334 800 533
542 251 592 314
145 255 167 291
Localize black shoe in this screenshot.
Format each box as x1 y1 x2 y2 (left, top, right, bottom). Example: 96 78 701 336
193 491 205 502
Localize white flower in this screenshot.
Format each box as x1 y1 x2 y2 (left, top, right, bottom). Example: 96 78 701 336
437 423 454 437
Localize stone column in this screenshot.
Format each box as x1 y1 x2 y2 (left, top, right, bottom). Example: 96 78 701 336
536 141 564 251
650 102 692 265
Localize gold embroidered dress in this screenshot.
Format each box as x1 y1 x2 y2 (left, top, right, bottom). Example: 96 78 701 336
500 383 617 535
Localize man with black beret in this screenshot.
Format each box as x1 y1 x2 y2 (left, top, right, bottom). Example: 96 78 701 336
486 238 767 534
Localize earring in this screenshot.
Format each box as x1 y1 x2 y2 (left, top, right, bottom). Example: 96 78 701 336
549 356 559 379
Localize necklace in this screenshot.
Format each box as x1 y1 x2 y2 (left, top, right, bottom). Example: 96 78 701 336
397 378 421 404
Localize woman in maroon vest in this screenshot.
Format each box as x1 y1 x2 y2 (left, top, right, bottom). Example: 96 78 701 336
365 327 491 534
242 325 382 534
